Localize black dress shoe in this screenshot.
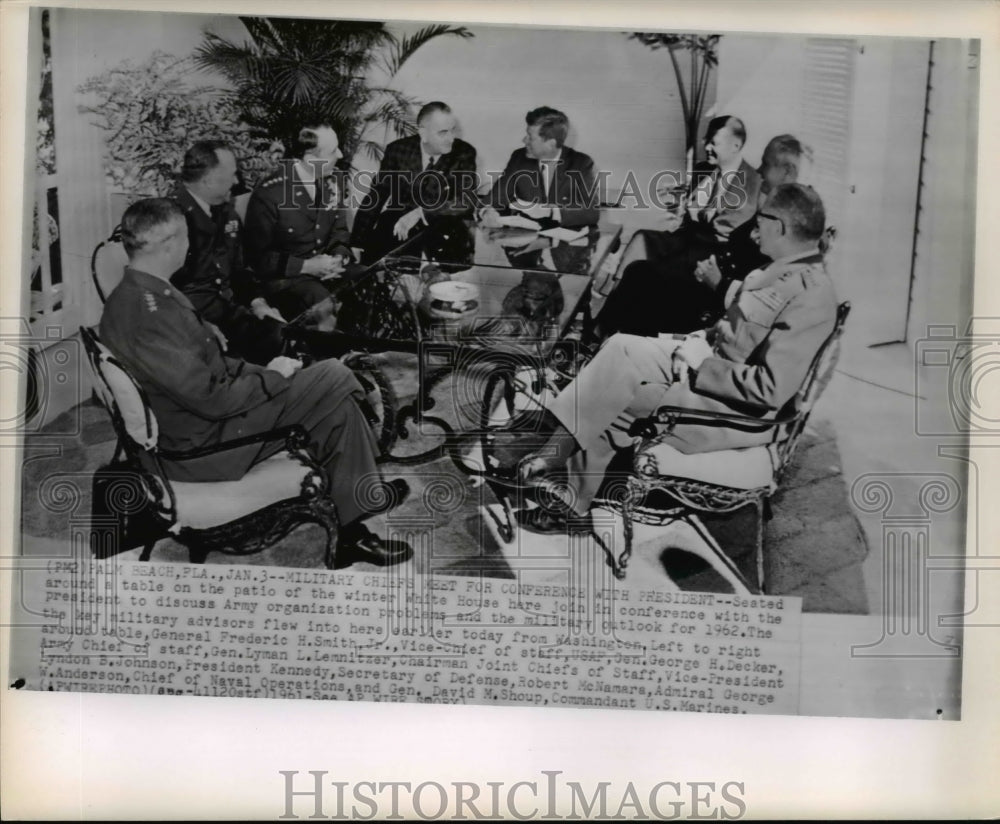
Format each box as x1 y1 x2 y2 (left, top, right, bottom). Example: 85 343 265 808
335 523 413 569
360 478 411 520
515 506 592 535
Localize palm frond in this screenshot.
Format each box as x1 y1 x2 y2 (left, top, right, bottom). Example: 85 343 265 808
384 24 472 77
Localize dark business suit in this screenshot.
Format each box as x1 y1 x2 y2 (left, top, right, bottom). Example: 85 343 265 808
488 146 600 228
168 183 284 364
350 135 479 264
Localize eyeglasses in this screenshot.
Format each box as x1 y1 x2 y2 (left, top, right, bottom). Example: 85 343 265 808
757 211 785 233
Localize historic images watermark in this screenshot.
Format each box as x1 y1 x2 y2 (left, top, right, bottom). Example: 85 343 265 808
278 771 748 820
275 159 754 214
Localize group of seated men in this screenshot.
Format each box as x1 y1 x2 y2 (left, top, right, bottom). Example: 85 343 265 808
98 97 838 558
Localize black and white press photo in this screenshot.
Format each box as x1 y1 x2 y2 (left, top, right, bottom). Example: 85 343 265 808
2 0 996 819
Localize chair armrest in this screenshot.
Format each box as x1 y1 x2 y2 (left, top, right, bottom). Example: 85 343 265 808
159 425 311 461
628 404 802 439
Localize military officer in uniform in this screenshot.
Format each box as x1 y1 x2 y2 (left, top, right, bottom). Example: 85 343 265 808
243 124 357 320
514 184 838 532
169 140 285 364
100 197 411 566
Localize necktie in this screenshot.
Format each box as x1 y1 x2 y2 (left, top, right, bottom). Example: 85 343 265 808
425 155 438 172
540 161 552 199
312 179 325 209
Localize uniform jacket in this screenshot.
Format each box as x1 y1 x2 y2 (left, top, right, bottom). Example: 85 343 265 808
487 146 600 228
168 183 258 313
661 251 837 453
349 134 479 248
99 267 291 479
244 164 353 281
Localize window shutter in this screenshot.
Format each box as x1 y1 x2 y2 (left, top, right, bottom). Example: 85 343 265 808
800 38 857 226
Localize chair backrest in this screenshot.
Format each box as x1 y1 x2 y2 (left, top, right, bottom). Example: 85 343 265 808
91 225 128 304
773 301 851 472
80 326 159 453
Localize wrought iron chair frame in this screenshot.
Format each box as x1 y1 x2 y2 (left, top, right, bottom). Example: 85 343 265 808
80 326 339 568
596 301 851 592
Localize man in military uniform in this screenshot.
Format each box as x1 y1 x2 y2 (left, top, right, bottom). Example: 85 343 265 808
244 124 357 319
597 132 801 337
100 197 411 566
169 140 285 365
515 184 838 531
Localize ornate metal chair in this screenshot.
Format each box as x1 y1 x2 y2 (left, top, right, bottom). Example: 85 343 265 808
591 302 851 594
90 225 127 304
80 326 339 567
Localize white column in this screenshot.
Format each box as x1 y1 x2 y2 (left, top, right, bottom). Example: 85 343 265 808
50 7 114 332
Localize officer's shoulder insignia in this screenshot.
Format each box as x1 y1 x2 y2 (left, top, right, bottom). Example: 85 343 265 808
751 286 787 311
142 291 158 312
261 172 285 187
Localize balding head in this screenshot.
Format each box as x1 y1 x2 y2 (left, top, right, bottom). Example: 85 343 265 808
704 115 746 168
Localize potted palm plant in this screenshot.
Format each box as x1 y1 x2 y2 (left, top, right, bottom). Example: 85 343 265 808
193 17 473 164
628 32 722 179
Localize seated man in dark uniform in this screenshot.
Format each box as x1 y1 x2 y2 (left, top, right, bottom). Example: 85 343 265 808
100 198 411 567
480 106 600 230
244 124 358 319
169 140 285 365
690 134 811 320
349 101 479 265
597 127 805 339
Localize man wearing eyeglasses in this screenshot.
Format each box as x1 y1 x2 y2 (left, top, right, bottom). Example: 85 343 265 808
514 183 837 534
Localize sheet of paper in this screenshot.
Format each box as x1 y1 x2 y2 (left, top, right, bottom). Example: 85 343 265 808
538 226 588 242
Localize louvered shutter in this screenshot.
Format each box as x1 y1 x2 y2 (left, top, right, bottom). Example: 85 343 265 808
800 38 856 226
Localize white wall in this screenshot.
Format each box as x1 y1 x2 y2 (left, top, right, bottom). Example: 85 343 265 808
715 34 808 168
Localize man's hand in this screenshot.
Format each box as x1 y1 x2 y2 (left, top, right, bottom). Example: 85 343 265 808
301 255 346 278
265 356 302 379
670 331 713 381
250 298 287 324
511 200 552 221
693 255 723 290
393 207 426 240
478 207 503 229
205 321 228 352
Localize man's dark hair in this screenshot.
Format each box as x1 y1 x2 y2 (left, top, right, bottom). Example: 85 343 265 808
180 140 233 183
417 101 452 125
767 183 826 242
526 106 569 147
291 124 335 159
705 115 747 147
120 198 184 257
763 134 807 177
